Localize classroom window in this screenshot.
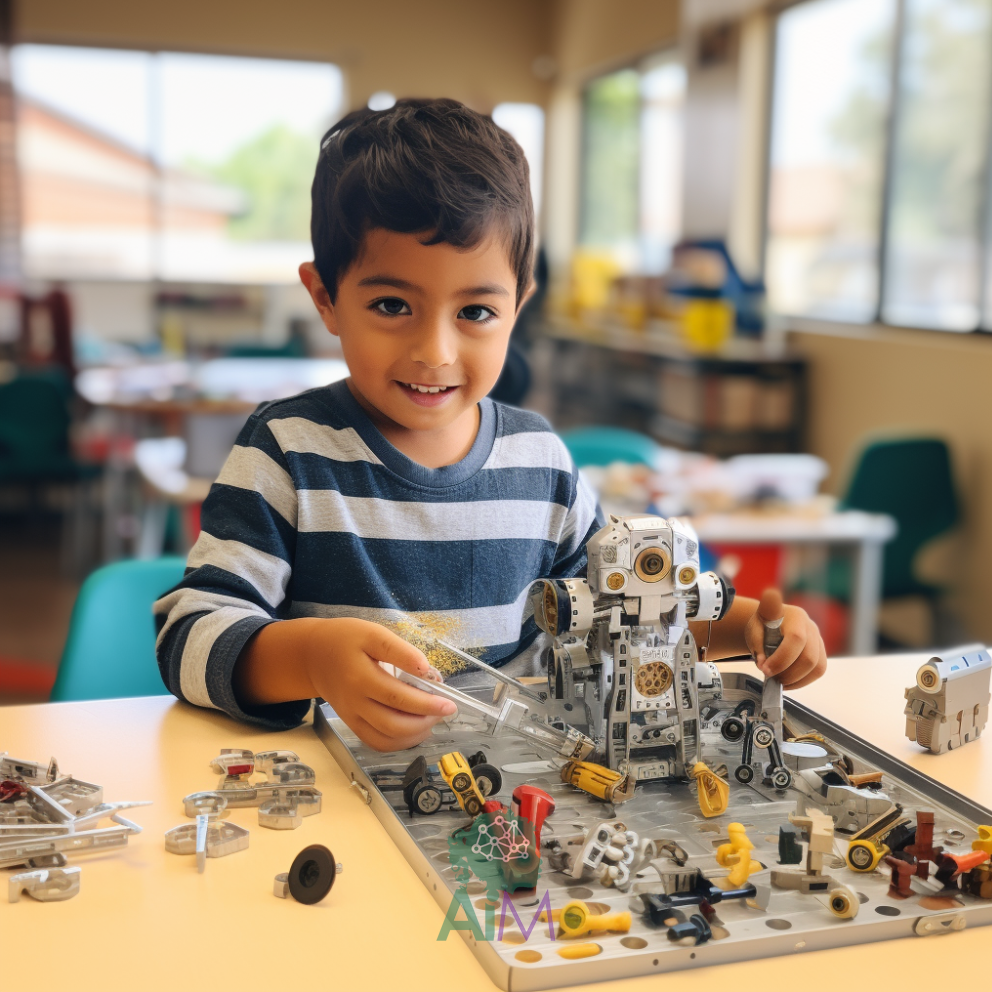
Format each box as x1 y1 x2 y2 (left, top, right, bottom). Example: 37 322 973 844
766 0 992 333
13 45 343 284
579 56 686 274
492 102 545 221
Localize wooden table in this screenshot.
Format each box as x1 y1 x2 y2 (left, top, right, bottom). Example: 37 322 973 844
3 654 992 991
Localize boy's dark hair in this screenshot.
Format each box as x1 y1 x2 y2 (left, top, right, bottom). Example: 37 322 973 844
311 98 535 308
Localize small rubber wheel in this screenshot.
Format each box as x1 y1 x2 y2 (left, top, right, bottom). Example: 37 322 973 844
412 785 442 814
464 795 483 817
451 772 472 792
472 763 502 797
721 717 745 743
754 726 775 749
771 768 793 790
735 764 754 784
288 845 336 904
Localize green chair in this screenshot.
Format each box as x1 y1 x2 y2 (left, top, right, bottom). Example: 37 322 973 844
809 438 960 612
560 426 660 467
842 438 959 599
50 557 187 701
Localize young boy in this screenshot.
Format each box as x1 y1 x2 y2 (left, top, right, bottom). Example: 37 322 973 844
154 99 826 752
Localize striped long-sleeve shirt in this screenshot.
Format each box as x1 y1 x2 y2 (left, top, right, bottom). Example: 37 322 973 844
153 380 602 729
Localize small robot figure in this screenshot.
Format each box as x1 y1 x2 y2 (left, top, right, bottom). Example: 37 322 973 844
904 645 991 754
531 513 734 797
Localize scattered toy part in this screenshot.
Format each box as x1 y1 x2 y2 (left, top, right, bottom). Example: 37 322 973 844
715 822 762 887
559 899 632 937
511 785 555 849
258 800 303 830
816 882 859 919
8 866 81 903
283 844 343 904
438 751 487 817
904 645 990 754
668 912 712 945
690 761 729 818
164 818 249 868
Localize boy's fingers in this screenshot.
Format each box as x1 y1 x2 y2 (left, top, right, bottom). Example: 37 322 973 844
760 628 804 677
352 713 433 753
363 625 431 676
367 666 457 717
358 704 443 748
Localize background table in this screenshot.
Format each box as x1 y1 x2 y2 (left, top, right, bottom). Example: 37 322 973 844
692 511 897 656
3 653 991 991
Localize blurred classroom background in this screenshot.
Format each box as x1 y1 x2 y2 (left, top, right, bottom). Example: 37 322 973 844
2 0 988 703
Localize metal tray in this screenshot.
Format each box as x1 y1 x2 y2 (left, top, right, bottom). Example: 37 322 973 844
314 690 992 992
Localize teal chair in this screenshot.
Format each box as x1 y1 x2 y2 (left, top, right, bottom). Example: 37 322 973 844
560 426 660 467
815 438 960 603
50 557 187 701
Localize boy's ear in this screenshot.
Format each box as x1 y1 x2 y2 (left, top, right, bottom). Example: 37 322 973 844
299 262 339 336
515 278 538 315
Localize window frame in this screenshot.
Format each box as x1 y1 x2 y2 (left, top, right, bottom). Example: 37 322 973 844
763 0 992 338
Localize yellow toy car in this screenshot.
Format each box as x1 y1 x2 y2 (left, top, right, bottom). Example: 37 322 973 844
437 751 487 817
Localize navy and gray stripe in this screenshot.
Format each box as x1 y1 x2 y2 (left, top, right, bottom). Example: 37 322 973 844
154 379 602 729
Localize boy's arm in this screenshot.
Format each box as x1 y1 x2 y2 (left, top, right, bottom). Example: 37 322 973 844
689 589 827 689
154 413 306 728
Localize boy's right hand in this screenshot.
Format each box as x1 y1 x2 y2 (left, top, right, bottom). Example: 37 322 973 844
235 617 456 752
303 618 457 751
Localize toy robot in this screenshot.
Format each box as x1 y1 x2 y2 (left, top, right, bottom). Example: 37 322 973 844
529 513 734 790
904 644 991 754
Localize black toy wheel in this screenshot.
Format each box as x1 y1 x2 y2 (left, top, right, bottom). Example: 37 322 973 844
754 726 775 749
770 768 793 790
288 845 336 904
451 772 472 792
412 784 443 814
735 764 754 784
472 763 502 797
721 716 746 743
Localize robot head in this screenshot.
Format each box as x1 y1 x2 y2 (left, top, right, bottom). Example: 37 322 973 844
586 514 690 598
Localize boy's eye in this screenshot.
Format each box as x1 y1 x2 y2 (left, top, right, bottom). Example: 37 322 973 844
373 298 411 316
458 304 496 323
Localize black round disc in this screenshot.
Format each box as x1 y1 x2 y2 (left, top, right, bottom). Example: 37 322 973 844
288 844 336 904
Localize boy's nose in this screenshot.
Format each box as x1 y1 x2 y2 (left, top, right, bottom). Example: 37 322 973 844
410 319 458 369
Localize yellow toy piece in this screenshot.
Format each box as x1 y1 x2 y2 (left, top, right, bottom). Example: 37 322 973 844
559 900 632 937
846 804 908 873
715 822 762 887
437 752 486 817
560 760 635 804
691 761 729 818
973 825 992 856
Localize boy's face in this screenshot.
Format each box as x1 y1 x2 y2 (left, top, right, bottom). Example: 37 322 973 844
300 229 522 454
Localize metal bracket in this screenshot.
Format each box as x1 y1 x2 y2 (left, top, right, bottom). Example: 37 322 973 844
349 776 371 805
914 913 966 936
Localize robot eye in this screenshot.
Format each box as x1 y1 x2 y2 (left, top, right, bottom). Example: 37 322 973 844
634 546 672 582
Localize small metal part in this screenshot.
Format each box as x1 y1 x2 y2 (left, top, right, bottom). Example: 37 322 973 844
8 866 81 903
0 818 143 870
258 800 302 830
267 762 316 786
164 819 249 866
254 751 300 776
183 792 229 819
273 872 290 898
285 844 343 904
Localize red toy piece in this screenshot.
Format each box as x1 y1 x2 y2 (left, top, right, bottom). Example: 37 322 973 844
511 785 556 850
884 854 917 898
935 850 991 888
0 780 28 802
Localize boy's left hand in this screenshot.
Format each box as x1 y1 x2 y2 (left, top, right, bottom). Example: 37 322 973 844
744 589 827 689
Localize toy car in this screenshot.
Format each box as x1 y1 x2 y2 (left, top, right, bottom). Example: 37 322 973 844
370 751 502 816
437 751 487 816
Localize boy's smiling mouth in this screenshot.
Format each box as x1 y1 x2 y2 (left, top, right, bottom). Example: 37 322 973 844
396 380 461 407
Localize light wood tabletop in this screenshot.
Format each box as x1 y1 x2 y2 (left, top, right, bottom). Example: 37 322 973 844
2 652 991 992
